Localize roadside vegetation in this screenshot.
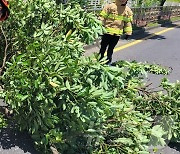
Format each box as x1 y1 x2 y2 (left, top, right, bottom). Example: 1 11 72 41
0 113 7 128
0 0 180 153
145 16 180 28
167 0 180 3
132 0 179 7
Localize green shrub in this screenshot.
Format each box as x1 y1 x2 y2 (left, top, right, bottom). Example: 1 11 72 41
1 0 180 153
0 112 7 128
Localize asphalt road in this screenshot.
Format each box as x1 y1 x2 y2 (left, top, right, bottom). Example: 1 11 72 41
85 21 180 154
0 122 39 154
112 23 180 153
85 21 180 88
0 22 180 154
112 22 180 88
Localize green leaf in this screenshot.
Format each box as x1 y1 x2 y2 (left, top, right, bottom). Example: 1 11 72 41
151 125 167 138
107 72 114 80
65 80 70 89
87 78 92 86
63 104 66 110
87 129 96 133
88 102 97 106
113 138 134 145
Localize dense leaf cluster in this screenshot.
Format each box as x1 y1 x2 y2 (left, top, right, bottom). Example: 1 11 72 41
0 0 179 153
0 113 7 128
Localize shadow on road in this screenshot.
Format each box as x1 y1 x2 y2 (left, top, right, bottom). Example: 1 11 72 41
168 142 180 152
130 30 166 40
160 22 180 28
130 21 180 41
0 122 39 154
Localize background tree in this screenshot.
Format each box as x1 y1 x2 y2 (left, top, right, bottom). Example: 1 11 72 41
131 0 167 7
160 0 167 6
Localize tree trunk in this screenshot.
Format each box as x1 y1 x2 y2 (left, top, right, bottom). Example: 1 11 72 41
160 0 166 6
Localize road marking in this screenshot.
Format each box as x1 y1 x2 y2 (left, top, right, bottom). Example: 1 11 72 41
113 25 179 53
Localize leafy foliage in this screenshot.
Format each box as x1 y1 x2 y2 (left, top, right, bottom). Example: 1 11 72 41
1 0 179 154
0 112 7 128
131 0 162 7
0 0 103 70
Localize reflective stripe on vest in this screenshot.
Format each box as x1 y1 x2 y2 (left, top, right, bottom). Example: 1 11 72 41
124 27 132 32
100 11 107 17
100 11 132 22
106 27 123 35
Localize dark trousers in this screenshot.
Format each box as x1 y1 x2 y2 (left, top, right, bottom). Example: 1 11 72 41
99 34 120 64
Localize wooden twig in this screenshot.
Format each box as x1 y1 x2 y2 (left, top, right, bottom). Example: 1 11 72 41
50 146 59 154
0 25 9 75
0 106 13 119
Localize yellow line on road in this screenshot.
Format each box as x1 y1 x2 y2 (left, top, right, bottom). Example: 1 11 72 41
113 26 178 53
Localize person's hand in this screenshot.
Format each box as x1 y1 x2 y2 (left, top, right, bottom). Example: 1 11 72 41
124 35 131 40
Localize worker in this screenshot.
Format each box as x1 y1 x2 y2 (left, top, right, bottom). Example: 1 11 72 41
99 0 133 64
0 0 10 21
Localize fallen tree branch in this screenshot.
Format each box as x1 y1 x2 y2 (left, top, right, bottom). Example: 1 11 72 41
0 25 9 75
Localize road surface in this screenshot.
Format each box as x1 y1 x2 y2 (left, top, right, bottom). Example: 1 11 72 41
112 22 180 88
86 21 180 154
85 21 180 88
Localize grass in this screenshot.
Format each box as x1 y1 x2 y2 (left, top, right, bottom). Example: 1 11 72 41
171 16 180 21
133 16 180 30
146 22 159 27
167 0 180 3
